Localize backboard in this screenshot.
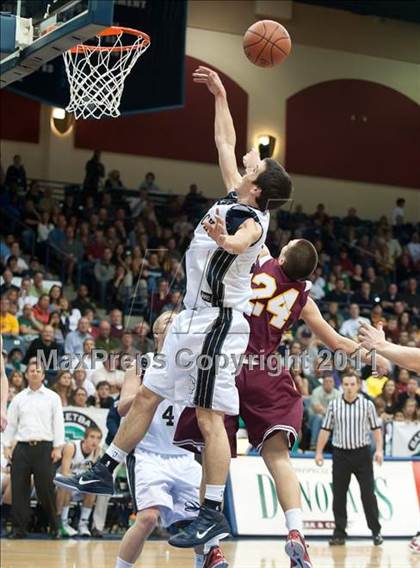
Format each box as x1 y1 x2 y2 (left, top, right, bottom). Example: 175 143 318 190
0 0 187 116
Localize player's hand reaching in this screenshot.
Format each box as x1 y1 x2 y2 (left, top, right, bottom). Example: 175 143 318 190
193 66 226 97
359 322 387 351
203 208 228 248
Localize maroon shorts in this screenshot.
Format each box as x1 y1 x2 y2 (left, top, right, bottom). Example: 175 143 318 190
174 366 303 456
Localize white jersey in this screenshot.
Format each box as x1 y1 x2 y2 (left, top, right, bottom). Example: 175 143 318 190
184 191 269 314
135 353 190 457
70 439 101 474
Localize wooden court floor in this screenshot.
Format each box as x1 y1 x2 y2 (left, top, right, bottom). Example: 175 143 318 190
2 538 419 568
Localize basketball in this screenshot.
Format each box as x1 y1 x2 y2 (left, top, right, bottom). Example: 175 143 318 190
243 19 291 67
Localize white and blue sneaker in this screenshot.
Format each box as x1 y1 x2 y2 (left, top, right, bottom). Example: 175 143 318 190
54 462 114 495
169 505 230 548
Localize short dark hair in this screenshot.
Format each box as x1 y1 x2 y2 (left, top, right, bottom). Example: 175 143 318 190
254 159 292 211
282 239 318 280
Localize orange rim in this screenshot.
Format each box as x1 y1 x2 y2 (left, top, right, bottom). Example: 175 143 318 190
69 26 151 53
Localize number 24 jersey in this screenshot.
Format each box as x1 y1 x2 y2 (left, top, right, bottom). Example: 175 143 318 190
246 254 312 356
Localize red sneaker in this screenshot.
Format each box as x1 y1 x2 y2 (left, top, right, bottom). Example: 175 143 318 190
285 530 312 568
203 546 229 568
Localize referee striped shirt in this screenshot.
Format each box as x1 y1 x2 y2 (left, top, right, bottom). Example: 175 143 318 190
321 394 381 449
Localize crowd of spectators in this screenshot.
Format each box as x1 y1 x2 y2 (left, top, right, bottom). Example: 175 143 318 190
0 152 419 535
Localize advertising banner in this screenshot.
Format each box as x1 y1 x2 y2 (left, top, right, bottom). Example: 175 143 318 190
391 421 420 457
63 405 109 443
229 456 420 536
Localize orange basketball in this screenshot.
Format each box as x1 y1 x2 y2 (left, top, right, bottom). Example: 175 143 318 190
243 20 291 67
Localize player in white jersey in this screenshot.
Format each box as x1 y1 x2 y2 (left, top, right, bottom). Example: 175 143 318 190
56 427 102 537
115 312 228 568
55 66 293 549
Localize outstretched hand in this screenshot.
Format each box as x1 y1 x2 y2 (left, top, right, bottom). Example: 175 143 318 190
193 66 226 97
203 208 228 248
359 322 386 351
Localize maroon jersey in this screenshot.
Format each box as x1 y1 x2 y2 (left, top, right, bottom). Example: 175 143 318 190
246 255 311 355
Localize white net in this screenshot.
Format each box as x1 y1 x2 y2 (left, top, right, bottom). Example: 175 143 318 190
63 28 150 120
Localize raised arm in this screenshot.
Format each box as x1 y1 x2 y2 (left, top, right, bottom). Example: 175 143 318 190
301 298 391 373
193 66 242 192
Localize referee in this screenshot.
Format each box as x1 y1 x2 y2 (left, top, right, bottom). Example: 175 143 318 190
315 372 384 546
3 360 65 538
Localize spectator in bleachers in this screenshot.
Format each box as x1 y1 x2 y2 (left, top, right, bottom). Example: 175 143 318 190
84 150 105 195
6 242 29 273
5 155 27 191
139 171 160 192
48 311 65 345
9 370 26 395
73 338 103 382
48 285 63 312
396 377 420 411
324 277 349 304
0 296 19 336
94 247 116 304
72 368 95 398
29 271 47 298
39 187 59 215
365 266 386 297
365 371 389 399
70 285 96 315
58 297 81 333
132 320 154 354
61 226 84 284
5 349 25 377
18 303 42 338
37 211 54 246
161 290 183 314
108 266 129 310
403 278 419 314
51 370 73 406
105 169 124 192
0 269 19 296
120 330 139 358
109 308 124 339
70 386 89 407
87 380 115 408
407 232 420 265
64 317 92 355
32 294 51 326
308 373 340 450
339 303 369 341
95 320 121 352
375 379 399 418
381 283 403 313
149 278 171 318
182 183 207 222
401 398 418 422
22 324 62 368
391 197 405 226
352 281 376 313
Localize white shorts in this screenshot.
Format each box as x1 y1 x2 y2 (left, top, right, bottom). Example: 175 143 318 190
143 307 249 416
126 448 201 527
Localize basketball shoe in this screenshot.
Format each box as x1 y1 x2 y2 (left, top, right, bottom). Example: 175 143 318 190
168 505 230 548
285 530 312 568
78 522 91 537
60 522 77 538
54 462 114 495
203 546 229 568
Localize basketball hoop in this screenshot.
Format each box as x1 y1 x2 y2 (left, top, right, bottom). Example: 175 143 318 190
63 26 151 120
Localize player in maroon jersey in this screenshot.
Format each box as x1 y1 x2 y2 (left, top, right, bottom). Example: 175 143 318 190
174 238 390 568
